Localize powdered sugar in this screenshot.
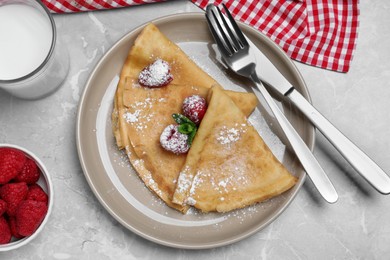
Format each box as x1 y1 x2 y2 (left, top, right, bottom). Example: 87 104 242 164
175 166 193 194
184 170 205 206
124 110 141 123
138 59 173 88
179 156 249 209
112 149 132 169
216 123 247 145
185 197 197 206
123 97 157 131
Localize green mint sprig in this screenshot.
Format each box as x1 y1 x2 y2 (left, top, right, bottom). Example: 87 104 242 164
172 113 197 145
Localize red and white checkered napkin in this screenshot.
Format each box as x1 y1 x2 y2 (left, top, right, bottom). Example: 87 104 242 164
42 0 165 13
192 0 359 73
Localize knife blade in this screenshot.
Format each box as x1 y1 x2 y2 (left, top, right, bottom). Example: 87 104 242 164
246 35 390 194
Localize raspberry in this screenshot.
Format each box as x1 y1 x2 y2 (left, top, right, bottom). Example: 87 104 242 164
0 199 7 216
0 216 11 244
160 124 189 154
15 200 48 237
0 182 28 216
138 59 173 88
0 148 27 184
26 184 48 204
8 216 24 239
14 158 40 184
182 95 207 125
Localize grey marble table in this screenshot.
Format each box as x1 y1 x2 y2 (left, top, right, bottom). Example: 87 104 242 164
1 1 389 259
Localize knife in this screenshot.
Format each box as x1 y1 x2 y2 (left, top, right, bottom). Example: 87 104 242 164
245 35 390 194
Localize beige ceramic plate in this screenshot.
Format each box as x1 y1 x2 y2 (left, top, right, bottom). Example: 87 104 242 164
76 13 314 249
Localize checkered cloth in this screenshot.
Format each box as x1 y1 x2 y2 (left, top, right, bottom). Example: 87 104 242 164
41 0 165 13
192 0 359 72
42 0 359 72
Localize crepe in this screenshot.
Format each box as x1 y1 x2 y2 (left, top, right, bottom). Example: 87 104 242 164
172 86 297 213
112 23 258 212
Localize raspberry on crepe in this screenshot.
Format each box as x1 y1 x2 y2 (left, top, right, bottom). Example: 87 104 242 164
138 59 173 88
182 95 207 125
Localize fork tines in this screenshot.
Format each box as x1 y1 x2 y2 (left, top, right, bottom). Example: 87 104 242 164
206 4 248 57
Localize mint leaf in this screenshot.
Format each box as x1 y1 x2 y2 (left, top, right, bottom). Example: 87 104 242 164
178 123 195 134
188 128 197 145
172 113 195 127
172 113 197 146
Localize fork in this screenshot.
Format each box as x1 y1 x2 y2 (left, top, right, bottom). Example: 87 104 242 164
206 4 338 203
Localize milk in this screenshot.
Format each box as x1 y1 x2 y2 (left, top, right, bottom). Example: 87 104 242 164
0 3 53 80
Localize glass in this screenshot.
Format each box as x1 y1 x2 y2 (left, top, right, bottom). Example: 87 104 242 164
0 0 69 99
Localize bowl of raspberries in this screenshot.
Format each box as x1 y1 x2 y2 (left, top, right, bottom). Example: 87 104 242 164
0 144 53 251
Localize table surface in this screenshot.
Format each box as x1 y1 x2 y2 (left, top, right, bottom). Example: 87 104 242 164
1 1 389 259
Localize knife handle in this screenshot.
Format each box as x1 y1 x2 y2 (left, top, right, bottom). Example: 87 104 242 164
251 77 338 203
287 89 390 194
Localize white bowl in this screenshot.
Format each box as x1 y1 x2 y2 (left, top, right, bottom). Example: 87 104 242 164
0 143 53 251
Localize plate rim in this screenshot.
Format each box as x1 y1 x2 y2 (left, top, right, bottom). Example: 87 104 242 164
76 12 314 249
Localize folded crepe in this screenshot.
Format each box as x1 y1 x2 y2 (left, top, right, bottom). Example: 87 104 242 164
172 86 297 213
112 23 258 212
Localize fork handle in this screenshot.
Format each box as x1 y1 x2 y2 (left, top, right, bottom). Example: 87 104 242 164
251 75 338 203
286 89 390 194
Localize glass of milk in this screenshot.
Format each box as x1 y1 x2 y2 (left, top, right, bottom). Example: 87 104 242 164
0 0 69 99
